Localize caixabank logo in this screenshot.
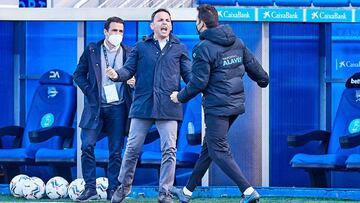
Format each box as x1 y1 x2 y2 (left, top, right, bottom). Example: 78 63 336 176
217 8 255 21
258 8 302 22
306 9 352 22
336 59 360 70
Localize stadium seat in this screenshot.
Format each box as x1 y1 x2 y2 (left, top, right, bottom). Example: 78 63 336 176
288 73 360 187
34 131 76 181
312 0 349 7
351 0 360 6
35 122 153 180
197 0 236 6
275 0 312 6
237 0 274 6
176 94 202 168
0 69 76 181
337 73 360 170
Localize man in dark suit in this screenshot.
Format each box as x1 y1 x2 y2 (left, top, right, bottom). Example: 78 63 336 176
73 16 134 202
107 9 192 203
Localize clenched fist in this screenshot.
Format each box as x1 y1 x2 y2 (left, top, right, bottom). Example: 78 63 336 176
170 91 179 103
106 68 119 80
127 76 136 88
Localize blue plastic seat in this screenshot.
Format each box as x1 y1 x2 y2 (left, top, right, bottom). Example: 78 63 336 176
345 154 360 168
0 69 76 181
312 0 349 6
35 129 77 164
36 147 76 164
275 0 312 6
288 73 360 187
336 73 360 171
197 0 236 5
176 94 202 168
35 121 77 166
35 140 76 182
290 153 348 168
237 0 274 6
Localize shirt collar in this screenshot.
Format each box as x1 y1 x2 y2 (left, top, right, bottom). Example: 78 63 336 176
153 35 170 43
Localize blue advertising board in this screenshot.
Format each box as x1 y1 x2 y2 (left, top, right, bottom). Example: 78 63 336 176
218 7 357 23
217 8 256 21
306 9 352 23
258 8 303 22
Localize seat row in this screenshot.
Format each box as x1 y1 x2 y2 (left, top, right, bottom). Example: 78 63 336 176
288 73 360 187
0 69 201 183
198 0 360 7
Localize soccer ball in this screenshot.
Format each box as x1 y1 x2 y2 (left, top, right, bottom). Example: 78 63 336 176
68 178 85 200
45 176 69 199
96 177 108 199
22 176 45 199
9 174 30 197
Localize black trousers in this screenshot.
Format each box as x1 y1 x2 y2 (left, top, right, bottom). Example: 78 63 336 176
186 114 251 193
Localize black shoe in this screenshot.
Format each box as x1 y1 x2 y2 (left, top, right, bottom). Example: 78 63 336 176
111 185 131 203
170 187 191 203
239 190 260 203
158 192 173 203
107 189 115 201
76 188 98 202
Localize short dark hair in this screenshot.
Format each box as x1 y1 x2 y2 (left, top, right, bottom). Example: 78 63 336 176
151 8 171 22
197 4 218 28
104 16 124 31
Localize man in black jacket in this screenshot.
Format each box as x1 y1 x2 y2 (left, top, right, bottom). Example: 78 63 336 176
73 16 134 202
170 5 269 203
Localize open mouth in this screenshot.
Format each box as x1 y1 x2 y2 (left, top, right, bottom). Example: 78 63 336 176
160 27 168 33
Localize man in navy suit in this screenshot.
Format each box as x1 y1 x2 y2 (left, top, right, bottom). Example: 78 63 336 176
73 16 134 202
107 9 192 203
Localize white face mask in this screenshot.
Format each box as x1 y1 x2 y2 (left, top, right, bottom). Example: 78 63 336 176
108 34 123 47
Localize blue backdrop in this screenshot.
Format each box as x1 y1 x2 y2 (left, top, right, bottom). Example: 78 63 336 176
269 23 321 187
0 22 14 126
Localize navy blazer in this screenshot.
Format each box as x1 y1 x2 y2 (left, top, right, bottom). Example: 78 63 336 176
114 33 192 121
73 40 132 130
